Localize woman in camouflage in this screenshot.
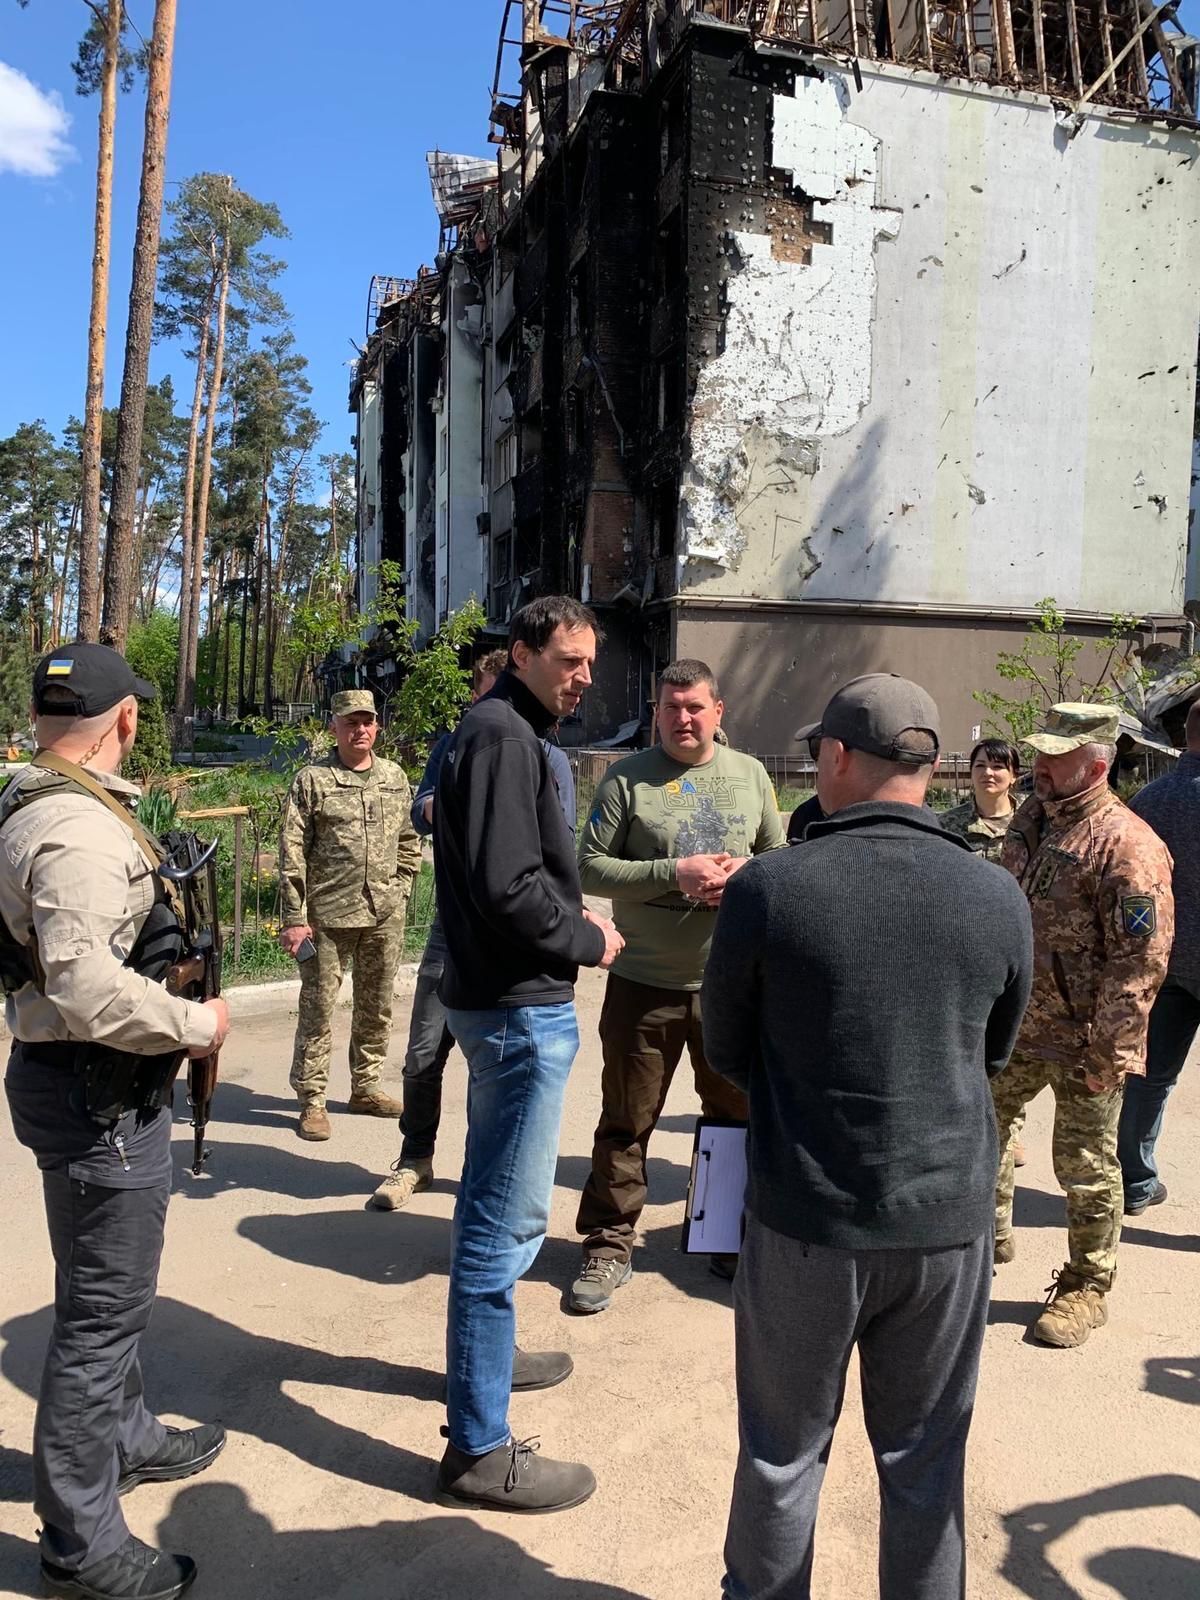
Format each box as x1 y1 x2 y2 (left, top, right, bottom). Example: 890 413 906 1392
941 739 1021 863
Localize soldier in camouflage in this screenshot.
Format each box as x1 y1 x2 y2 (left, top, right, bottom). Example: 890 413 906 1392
279 689 423 1140
994 703 1173 1347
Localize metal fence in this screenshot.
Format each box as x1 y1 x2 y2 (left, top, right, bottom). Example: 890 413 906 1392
564 744 1181 820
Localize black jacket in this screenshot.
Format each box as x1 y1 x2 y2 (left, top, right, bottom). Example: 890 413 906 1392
433 671 604 1008
702 802 1033 1250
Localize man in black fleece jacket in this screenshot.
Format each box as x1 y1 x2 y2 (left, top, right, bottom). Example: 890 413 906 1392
432 596 622 1516
703 674 1032 1600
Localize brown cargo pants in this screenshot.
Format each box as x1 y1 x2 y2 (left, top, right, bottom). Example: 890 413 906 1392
575 972 747 1262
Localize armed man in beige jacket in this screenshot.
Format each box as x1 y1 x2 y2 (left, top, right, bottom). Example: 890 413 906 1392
1 644 230 1600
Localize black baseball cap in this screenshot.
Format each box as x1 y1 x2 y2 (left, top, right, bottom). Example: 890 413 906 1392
794 673 940 766
32 643 156 717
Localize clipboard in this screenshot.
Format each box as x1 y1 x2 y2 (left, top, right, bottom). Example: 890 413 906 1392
682 1118 748 1255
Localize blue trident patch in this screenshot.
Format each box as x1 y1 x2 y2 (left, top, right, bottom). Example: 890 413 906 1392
1122 896 1156 937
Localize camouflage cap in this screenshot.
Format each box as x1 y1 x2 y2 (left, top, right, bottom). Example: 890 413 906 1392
1021 702 1120 755
330 689 377 717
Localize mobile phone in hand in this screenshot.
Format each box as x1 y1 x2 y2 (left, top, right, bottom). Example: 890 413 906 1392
295 937 317 962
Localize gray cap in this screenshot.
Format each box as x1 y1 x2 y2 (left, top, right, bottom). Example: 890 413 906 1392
795 673 941 766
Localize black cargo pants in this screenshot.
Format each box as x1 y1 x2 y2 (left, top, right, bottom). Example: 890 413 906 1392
5 1043 171 1572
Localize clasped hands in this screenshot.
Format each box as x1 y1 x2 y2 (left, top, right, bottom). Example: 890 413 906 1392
675 852 748 907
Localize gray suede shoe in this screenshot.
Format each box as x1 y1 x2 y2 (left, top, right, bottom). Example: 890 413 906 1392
434 1435 596 1514
512 1346 573 1392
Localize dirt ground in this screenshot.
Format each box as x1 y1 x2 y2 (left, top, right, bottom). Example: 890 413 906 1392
2 965 1198 1599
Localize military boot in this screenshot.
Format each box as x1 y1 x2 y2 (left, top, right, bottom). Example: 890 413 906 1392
434 1433 595 1514
297 1105 331 1141
369 1156 433 1210
348 1088 404 1117
993 1235 1016 1266
1032 1269 1108 1348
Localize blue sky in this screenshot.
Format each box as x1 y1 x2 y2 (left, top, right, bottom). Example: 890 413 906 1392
0 0 506 454
2 2 1197 460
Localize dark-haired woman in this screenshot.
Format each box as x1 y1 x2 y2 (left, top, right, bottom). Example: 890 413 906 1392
943 737 1027 1166
941 739 1021 862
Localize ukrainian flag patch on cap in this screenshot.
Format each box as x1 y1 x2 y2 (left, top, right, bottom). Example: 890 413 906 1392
46 660 74 676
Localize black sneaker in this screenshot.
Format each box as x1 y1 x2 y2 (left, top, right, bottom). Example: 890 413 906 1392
41 1535 196 1600
568 1255 632 1313
1124 1182 1168 1217
434 1435 596 1514
117 1424 225 1496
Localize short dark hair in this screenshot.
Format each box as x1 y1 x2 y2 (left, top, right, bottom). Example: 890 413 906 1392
658 658 720 700
474 648 508 689
507 595 602 667
969 738 1021 775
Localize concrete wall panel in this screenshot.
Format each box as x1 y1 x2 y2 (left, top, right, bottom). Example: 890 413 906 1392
679 63 1200 619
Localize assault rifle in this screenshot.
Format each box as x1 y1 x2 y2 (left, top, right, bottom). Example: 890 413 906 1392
162 832 223 1176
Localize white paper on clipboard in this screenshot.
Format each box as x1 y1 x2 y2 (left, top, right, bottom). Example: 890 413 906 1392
683 1122 747 1255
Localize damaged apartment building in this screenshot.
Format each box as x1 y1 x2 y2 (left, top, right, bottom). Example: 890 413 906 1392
350 0 1200 747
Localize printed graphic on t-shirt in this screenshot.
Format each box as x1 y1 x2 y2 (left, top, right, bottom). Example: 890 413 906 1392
674 793 747 857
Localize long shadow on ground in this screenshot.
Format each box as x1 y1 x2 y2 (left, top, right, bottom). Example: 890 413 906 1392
1002 1473 1200 1600
159 1483 655 1600
2 1298 442 1509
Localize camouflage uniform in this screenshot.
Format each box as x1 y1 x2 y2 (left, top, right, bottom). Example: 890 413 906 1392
995 718 1172 1297
280 741 422 1108
940 798 1013 863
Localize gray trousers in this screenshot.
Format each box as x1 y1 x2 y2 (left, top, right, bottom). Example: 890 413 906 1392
36 1171 169 1570
723 1217 992 1600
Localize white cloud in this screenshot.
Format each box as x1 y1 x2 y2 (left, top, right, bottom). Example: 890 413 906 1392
0 61 75 178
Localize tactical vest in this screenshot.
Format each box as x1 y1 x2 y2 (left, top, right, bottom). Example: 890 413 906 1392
0 762 184 998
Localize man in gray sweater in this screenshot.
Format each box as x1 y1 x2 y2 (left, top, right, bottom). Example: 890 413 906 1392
1121 696 1200 1213
703 674 1033 1600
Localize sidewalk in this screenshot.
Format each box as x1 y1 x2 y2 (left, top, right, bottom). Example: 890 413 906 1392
1 966 1197 1598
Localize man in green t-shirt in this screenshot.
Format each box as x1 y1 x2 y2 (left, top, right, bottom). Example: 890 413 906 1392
568 660 786 1312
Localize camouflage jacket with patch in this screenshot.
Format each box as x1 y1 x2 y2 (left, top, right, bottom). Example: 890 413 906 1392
280 753 423 930
1000 782 1173 1086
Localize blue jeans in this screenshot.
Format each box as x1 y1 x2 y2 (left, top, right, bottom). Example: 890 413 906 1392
444 1001 580 1455
1118 976 1200 1205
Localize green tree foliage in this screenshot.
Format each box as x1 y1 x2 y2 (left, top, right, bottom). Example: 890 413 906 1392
126 609 180 708
0 627 34 746
384 597 487 773
974 598 1144 743
0 421 81 652
70 2 146 94
127 687 172 779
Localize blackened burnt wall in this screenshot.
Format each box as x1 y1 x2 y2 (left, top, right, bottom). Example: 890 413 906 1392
379 340 409 568
683 29 812 401
573 94 652 601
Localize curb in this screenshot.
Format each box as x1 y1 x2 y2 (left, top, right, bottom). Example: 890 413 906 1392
0 961 426 1041
226 959 424 1019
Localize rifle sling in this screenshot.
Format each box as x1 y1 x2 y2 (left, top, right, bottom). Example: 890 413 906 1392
30 752 184 923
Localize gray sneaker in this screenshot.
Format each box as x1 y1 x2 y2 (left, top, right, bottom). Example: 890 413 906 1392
369 1157 434 1211
569 1255 632 1314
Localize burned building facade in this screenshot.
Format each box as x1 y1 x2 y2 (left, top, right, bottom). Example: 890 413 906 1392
352 0 1200 747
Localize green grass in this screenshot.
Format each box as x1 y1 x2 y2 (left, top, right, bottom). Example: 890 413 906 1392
225 929 295 985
